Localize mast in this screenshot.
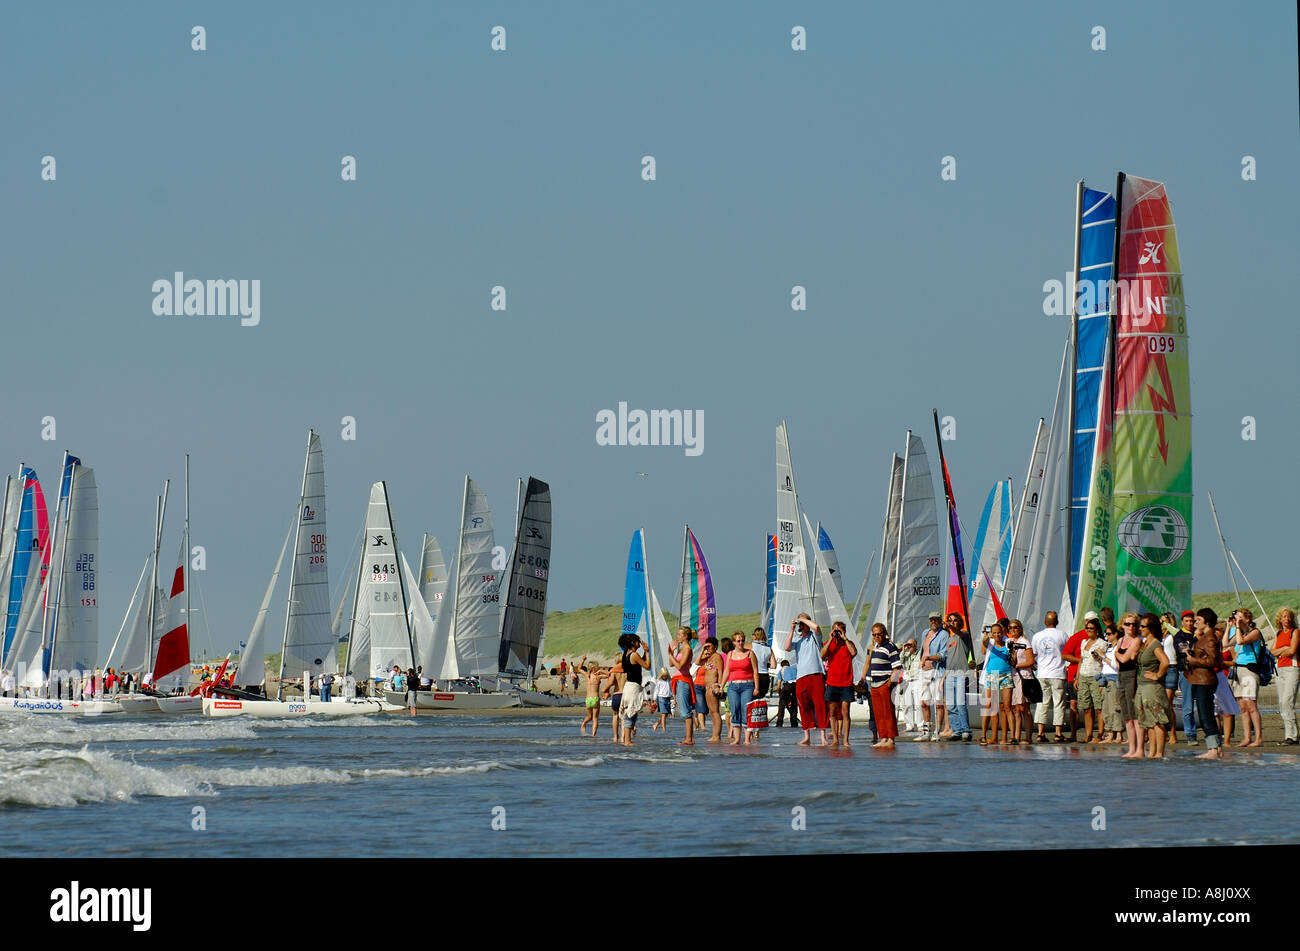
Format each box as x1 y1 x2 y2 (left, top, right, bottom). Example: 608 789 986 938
386 483 416 666
676 524 690 634
1065 180 1084 607
148 481 170 679
933 409 971 637
184 455 191 666
891 434 911 635
450 475 468 662
1207 492 1241 608
344 505 368 677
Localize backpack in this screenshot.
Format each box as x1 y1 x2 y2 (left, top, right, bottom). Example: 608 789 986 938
1257 634 1276 686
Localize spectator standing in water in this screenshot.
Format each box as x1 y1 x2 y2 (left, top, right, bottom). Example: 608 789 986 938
652 668 672 732
1228 608 1264 748
865 623 902 749
783 613 829 747
775 660 799 728
751 628 773 701
819 621 859 749
618 635 651 747
669 627 695 745
1270 608 1300 744
943 613 973 742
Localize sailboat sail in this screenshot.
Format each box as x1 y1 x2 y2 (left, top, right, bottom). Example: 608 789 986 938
105 557 152 674
966 479 1013 633
453 477 501 678
1017 340 1075 633
3 468 50 662
761 534 777 633
1069 184 1117 607
802 514 833 630
622 530 649 643
348 482 414 680
1001 420 1049 612
817 525 844 600
772 422 812 659
866 455 904 633
0 476 21 646
1074 332 1116 617
278 431 333 688
1111 174 1191 615
677 526 717 642
411 534 450 675
152 536 191 688
891 433 941 644
498 477 551 677
933 413 972 642
49 465 98 677
237 520 292 687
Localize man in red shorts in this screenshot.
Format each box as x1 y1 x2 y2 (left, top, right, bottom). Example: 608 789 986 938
783 613 828 747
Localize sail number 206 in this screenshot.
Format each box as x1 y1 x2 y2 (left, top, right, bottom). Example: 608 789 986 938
309 533 326 567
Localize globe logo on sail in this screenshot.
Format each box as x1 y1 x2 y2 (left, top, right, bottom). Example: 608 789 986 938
1117 504 1188 566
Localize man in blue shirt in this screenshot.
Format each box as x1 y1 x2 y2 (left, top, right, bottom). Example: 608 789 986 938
775 660 799 727
917 613 949 741
783 613 828 746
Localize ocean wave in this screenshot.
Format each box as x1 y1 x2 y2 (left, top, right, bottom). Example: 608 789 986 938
0 746 211 807
0 717 259 747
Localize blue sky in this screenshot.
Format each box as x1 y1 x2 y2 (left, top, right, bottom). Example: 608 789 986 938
2 1 1296 657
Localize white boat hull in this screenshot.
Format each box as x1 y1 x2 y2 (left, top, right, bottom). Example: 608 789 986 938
382 689 521 711
155 695 204 715
115 695 162 714
0 697 122 716
203 697 389 718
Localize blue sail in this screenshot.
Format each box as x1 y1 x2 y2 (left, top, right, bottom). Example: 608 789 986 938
621 530 648 642
763 533 777 630
816 525 843 598
4 468 43 659
1069 186 1116 608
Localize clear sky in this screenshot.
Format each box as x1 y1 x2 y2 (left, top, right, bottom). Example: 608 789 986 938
2 1 1296 657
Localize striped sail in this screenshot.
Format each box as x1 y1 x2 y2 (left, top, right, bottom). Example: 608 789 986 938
0 476 21 648
772 422 812 660
152 535 192 688
279 431 333 686
1111 174 1191 614
677 526 716 643
50 465 98 676
1001 419 1049 614
891 433 941 644
1069 184 1117 607
866 455 904 634
498 477 551 677
3 468 50 662
452 477 501 678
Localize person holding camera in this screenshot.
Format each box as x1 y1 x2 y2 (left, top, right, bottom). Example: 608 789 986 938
980 621 1014 745
783 613 829 747
1074 616 1106 742
1006 620 1036 745
820 620 859 748
1228 608 1264 747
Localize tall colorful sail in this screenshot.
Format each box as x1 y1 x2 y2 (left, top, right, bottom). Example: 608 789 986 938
1074 333 1116 616
1069 183 1116 607
4 468 50 660
1111 174 1191 614
933 411 971 632
622 530 649 643
967 479 1012 632
677 526 716 642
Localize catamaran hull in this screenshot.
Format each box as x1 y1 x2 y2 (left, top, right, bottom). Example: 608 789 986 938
517 692 580 708
203 697 388 718
381 690 521 711
113 694 205 715
115 695 162 714
0 697 123 715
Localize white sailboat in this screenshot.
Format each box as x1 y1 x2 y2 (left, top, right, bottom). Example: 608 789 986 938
384 476 518 710
205 431 383 717
771 422 814 663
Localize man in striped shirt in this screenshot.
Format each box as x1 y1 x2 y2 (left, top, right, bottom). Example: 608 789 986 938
866 624 903 749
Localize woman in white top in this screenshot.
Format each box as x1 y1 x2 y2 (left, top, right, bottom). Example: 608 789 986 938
1099 629 1122 743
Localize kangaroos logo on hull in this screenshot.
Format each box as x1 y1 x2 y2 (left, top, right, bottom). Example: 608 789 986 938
302 505 316 521
1117 504 1188 567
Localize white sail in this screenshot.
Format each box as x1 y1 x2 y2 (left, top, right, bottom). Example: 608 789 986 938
348 482 414 680
891 434 941 645
428 550 461 680
810 533 866 682
279 431 333 689
238 519 292 687
452 477 501 678
402 552 440 680
1017 338 1075 634
50 466 98 676
1001 418 1049 614
13 572 50 688
416 535 449 627
497 478 551 678
772 422 812 661
802 513 833 630
648 585 675 677
104 556 151 673
867 455 904 634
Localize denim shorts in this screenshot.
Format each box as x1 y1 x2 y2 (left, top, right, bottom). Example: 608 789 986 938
1163 666 1179 690
674 680 694 718
824 684 856 704
656 696 671 714
694 684 708 711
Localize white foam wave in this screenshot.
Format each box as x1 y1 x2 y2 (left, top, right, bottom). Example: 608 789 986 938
0 746 211 807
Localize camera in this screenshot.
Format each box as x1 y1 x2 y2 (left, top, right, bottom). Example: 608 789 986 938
982 626 991 634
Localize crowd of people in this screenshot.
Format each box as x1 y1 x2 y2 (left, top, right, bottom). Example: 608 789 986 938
560 603 1300 758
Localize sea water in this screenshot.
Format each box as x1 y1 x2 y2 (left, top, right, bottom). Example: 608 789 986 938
1 713 1295 856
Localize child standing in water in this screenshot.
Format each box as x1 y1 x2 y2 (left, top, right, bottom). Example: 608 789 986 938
652 668 672 732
